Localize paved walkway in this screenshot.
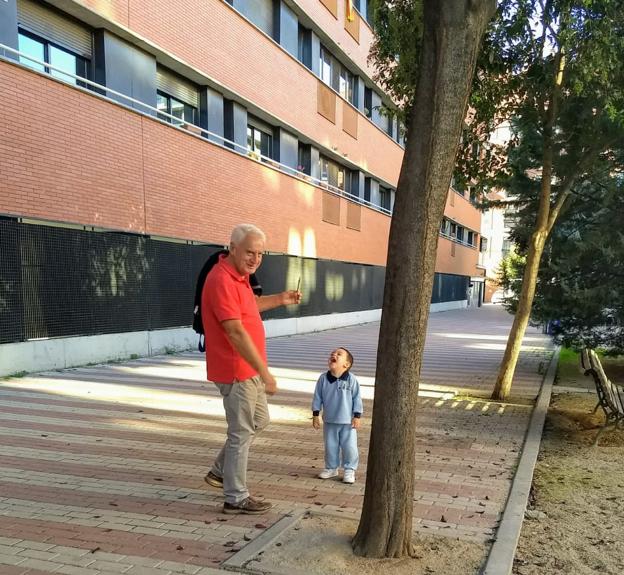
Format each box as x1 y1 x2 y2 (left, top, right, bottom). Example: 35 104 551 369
0 305 553 574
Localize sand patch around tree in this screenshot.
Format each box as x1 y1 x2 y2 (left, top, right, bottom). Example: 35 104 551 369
246 513 488 575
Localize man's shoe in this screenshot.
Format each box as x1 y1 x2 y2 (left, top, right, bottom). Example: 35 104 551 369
204 473 263 502
223 498 273 515
204 471 223 488
343 469 356 484
318 468 339 479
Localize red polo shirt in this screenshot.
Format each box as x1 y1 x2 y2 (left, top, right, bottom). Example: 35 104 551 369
201 255 266 383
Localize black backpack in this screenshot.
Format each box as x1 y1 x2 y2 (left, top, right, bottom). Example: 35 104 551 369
193 249 263 352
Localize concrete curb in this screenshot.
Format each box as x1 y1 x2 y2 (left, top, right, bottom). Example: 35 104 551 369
482 346 560 575
221 510 306 573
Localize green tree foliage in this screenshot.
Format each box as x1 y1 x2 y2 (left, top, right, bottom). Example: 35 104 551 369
463 0 624 189
477 0 624 398
502 173 624 352
371 0 624 398
497 249 526 314
368 0 423 119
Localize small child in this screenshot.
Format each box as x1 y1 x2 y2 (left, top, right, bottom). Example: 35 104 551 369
312 347 363 484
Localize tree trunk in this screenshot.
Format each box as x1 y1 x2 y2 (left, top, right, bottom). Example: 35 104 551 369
352 0 496 558
491 228 547 400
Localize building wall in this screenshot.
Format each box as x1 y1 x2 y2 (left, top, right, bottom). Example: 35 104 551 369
70 0 403 185
0 0 486 362
0 0 484 270
0 60 390 264
294 0 376 79
435 237 480 278
444 189 482 232
480 192 508 302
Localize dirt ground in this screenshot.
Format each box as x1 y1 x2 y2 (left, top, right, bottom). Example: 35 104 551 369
247 513 488 575
513 355 624 575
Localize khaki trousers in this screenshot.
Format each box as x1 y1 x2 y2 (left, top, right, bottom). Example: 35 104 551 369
211 375 270 504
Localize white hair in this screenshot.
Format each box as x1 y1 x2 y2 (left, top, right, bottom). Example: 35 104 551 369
230 224 266 246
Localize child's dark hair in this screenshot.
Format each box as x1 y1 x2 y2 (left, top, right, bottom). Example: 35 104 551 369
340 347 354 368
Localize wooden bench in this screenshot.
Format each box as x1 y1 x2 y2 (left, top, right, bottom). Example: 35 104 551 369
580 348 624 445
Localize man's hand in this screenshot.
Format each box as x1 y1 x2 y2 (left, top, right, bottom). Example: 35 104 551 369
352 417 361 430
312 415 321 429
257 291 302 312
261 370 278 396
281 290 302 306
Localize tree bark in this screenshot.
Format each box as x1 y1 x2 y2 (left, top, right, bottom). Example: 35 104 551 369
352 0 496 558
491 228 547 401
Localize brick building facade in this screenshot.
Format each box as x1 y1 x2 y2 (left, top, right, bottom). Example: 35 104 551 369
0 0 485 374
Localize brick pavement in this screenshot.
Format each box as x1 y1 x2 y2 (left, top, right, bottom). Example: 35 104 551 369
0 305 553 574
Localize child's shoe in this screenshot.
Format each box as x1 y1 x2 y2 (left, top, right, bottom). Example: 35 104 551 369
343 469 355 484
318 468 339 479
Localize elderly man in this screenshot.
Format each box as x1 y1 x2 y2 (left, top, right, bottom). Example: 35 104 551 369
202 224 301 514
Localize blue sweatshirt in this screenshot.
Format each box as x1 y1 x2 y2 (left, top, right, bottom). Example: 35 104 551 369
312 371 363 425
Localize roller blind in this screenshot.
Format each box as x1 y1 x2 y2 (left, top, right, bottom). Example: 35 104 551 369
156 67 199 108
17 0 92 58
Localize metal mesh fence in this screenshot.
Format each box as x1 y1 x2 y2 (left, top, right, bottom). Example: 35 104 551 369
0 218 469 344
0 218 23 344
431 272 470 304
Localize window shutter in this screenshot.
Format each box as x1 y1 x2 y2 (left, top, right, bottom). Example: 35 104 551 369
322 192 341 225
156 67 199 109
17 0 92 58
347 202 361 231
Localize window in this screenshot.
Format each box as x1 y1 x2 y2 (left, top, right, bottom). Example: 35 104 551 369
385 111 394 138
18 30 89 86
364 177 371 202
339 65 355 105
320 46 357 106
298 25 311 69
320 46 332 86
451 174 467 195
156 67 199 126
469 187 478 205
353 0 368 20
379 186 392 210
18 32 45 73
480 237 489 252
396 120 406 145
157 91 197 126
440 219 450 236
364 86 372 118
343 169 353 195
237 0 274 38
456 226 465 243
247 124 273 160
319 156 349 191
502 239 511 257
297 143 311 175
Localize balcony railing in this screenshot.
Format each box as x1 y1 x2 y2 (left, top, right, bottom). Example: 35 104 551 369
439 231 478 250
0 43 392 217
